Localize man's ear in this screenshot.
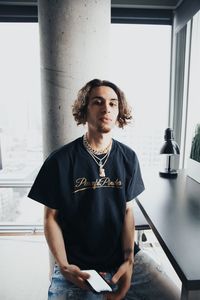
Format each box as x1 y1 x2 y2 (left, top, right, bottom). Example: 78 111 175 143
115 115 121 127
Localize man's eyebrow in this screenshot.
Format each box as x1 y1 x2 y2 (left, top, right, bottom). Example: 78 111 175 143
91 96 118 101
91 96 104 100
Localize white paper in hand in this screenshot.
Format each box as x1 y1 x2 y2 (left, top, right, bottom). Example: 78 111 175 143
82 269 112 293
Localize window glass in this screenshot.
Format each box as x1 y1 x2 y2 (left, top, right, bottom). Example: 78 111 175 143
0 188 42 224
110 24 171 168
0 23 43 225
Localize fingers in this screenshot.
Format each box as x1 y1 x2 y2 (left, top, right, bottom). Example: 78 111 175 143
111 264 126 284
68 265 90 280
71 272 90 290
71 269 90 289
61 264 90 290
77 277 90 290
108 262 132 299
79 270 90 280
111 260 133 284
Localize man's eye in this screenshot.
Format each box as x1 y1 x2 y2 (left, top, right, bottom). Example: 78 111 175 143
110 102 117 107
93 99 102 105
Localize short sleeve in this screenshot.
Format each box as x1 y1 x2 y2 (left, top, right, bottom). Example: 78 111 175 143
126 154 145 201
28 155 60 209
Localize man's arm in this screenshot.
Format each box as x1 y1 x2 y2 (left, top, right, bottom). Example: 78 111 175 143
122 200 135 264
44 206 89 289
44 206 68 268
107 200 135 300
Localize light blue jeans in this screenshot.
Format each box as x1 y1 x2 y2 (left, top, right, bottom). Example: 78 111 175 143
48 250 180 300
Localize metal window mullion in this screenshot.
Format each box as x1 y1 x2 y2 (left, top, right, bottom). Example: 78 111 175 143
180 20 192 168
0 224 43 235
0 182 32 188
169 24 187 170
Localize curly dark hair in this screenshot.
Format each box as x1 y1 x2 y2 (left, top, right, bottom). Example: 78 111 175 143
72 79 132 128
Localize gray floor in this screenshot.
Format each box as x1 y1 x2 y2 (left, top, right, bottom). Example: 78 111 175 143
0 231 181 300
0 235 49 300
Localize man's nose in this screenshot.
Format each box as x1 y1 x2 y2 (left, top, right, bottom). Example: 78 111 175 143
102 101 110 113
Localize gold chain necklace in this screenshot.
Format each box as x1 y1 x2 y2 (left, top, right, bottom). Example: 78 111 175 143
83 134 112 177
83 134 112 155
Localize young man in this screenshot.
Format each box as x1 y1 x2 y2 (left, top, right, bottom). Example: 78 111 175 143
28 79 180 300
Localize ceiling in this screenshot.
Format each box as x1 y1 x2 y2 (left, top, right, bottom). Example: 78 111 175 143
0 0 184 10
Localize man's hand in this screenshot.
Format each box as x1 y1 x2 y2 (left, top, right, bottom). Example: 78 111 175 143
105 260 133 300
60 264 90 290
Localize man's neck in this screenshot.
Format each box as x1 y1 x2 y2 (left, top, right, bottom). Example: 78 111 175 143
86 131 112 153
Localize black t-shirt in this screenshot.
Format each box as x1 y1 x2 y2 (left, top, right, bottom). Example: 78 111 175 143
28 137 145 271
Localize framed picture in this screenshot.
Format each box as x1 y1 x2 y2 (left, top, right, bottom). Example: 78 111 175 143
185 12 200 183
187 124 200 183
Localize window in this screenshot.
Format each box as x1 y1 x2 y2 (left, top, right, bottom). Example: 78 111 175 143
110 24 171 168
0 23 43 226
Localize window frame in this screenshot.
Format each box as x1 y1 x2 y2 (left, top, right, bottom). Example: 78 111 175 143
0 4 38 22
111 7 173 25
0 20 42 233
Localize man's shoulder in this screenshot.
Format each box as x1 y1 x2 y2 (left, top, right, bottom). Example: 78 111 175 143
46 137 82 162
114 139 137 157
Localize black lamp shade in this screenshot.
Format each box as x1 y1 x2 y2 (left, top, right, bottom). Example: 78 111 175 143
160 140 180 155
159 128 180 178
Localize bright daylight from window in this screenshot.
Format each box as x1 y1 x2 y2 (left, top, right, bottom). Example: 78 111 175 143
0 23 171 226
0 23 43 225
110 24 171 168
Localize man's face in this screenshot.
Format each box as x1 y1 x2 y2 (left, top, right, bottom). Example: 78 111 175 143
86 86 119 134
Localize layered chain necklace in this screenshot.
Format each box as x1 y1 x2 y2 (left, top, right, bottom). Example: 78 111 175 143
83 134 112 177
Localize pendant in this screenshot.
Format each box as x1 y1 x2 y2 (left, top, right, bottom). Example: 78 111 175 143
99 167 105 177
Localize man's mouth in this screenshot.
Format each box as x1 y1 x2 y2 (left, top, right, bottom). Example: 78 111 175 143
99 116 112 122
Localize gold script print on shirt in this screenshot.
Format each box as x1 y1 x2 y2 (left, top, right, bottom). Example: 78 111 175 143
73 177 122 193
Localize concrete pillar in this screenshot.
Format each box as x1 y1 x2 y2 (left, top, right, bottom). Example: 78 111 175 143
38 0 111 157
